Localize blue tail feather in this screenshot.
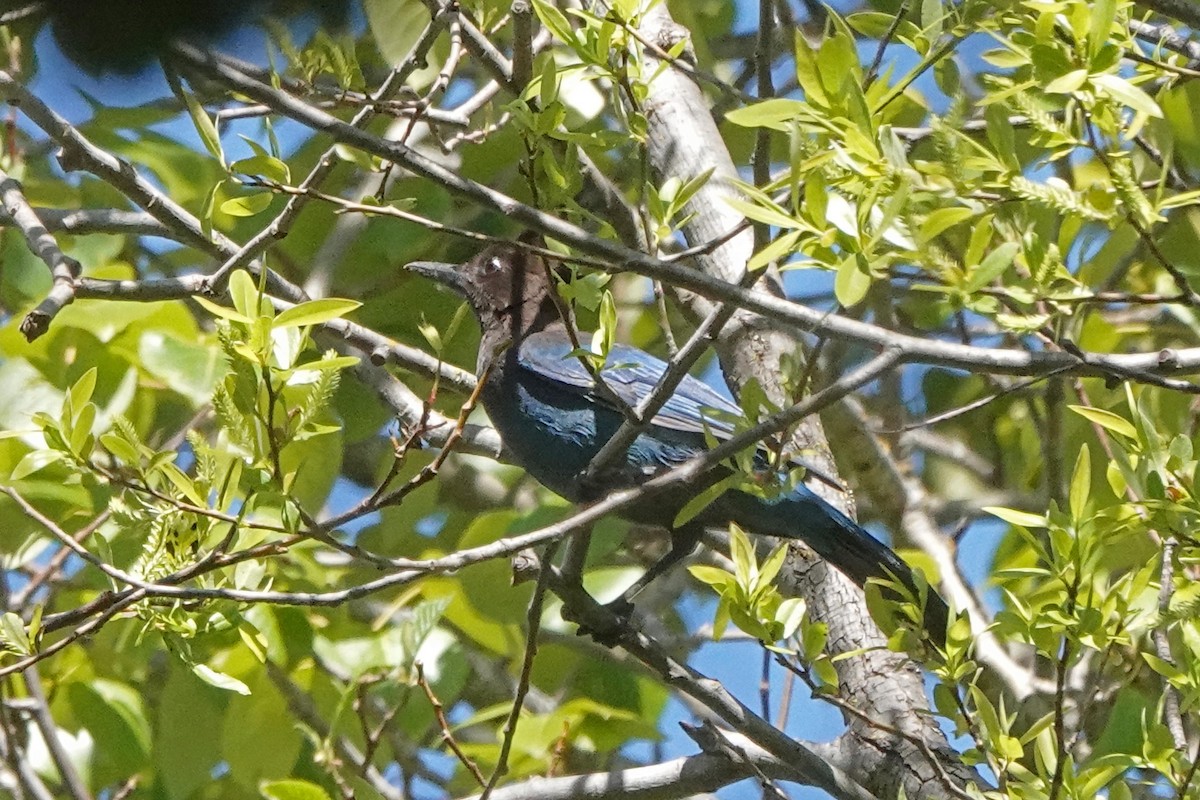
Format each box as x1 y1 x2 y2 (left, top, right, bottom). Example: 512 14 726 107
715 485 950 641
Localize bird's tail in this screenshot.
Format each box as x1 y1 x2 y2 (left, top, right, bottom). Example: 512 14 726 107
715 485 950 643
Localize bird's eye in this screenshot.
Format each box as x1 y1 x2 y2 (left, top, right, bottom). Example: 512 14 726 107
484 257 502 274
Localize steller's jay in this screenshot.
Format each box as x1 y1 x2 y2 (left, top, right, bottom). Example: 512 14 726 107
407 239 949 642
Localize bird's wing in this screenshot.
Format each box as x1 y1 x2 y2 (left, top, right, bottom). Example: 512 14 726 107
516 331 742 438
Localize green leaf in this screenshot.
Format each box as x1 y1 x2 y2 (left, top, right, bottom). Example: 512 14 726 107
725 197 802 230
674 474 737 527
1092 73 1162 118
591 291 617 360
813 656 839 688
201 180 220 242
539 55 558 108
1069 443 1090 521
793 30 828 107
68 679 152 777
983 506 1048 528
558 271 610 312
220 191 274 217
192 664 251 695
139 331 226 405
159 462 208 508
688 564 737 591
157 665 223 799
995 312 1050 333
418 316 442 353
261 780 333 800
729 523 754 588
1106 460 1127 497
985 104 1020 170
1088 0 1118 60
670 168 715 213
273 298 363 329
230 154 290 184
1044 69 1089 95
10 449 64 481
775 597 806 640
712 595 731 640
229 270 263 320
180 88 224 163
1142 653 1187 682
965 242 1019 292
754 543 789 592
834 253 872 307
531 0 576 45
964 214 992 268
0 611 32 654
921 0 943 40
335 144 378 172
70 403 96 456
725 98 807 131
27 605 41 645
194 296 254 325
239 623 270 664
748 230 803 272
1068 405 1138 440
919 207 976 243
295 355 359 372
100 432 140 464
817 25 860 99
69 367 98 412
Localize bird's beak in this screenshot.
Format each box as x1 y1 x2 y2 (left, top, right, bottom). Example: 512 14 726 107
405 261 469 296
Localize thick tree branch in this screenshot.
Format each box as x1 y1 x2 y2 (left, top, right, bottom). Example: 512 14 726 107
633 6 968 799
460 731 795 800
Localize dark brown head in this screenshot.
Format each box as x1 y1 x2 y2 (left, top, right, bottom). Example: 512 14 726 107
406 237 561 338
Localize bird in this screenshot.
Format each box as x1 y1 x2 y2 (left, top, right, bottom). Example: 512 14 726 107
23 0 352 74
406 237 949 643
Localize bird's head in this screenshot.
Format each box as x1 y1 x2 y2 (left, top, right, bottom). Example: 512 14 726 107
406 235 559 330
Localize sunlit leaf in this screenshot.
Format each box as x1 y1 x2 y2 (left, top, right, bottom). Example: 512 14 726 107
273 299 363 329
1068 405 1138 440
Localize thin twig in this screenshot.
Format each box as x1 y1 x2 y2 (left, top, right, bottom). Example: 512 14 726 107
416 661 487 785
478 540 559 800
21 666 93 800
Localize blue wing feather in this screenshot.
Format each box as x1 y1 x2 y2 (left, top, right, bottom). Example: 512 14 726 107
516 330 741 438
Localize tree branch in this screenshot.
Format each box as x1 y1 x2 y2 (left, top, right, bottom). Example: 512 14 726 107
0 169 80 341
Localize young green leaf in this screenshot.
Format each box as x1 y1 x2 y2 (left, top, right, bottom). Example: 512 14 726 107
194 296 255 325
725 98 807 131
180 88 224 163
729 524 755 589
1092 74 1162 118
834 253 872 307
983 506 1048 528
229 154 290 184
260 779 334 800
100 432 141 465
229 270 263 320
192 664 251 695
1069 443 1090 521
69 367 98 412
220 191 274 218
10 449 65 481
0 612 32 655
673 474 737 527
1068 405 1138 440
273 299 363 329
590 290 617 361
